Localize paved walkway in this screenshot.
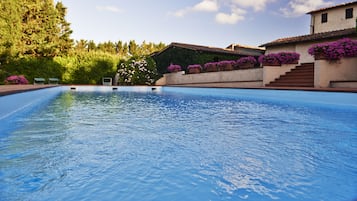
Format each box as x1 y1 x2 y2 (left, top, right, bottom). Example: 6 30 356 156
0 85 58 96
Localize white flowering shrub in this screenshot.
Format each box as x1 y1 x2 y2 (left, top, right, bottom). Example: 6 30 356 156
117 56 158 85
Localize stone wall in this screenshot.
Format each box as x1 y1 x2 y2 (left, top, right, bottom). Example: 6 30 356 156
157 68 263 87
314 57 357 88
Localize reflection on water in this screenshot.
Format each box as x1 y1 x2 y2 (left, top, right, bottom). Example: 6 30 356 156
0 91 356 201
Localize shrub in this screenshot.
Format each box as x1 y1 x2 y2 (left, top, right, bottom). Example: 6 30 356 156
276 52 300 64
117 56 158 85
258 54 280 65
308 38 357 60
187 64 202 70
4 75 29 84
203 62 218 71
217 60 235 67
338 38 357 57
236 56 257 65
167 64 182 72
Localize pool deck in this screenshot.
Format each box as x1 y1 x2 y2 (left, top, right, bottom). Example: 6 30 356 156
0 85 58 96
0 84 357 96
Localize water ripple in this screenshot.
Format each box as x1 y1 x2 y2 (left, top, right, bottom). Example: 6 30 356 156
0 91 356 201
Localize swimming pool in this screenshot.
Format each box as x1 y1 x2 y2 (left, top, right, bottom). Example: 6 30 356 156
0 86 356 201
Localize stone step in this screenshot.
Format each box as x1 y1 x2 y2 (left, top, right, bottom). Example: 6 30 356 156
267 63 315 87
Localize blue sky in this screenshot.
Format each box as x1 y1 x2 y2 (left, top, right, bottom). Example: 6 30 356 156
56 0 349 47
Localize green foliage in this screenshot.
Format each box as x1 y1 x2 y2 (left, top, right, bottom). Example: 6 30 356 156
153 47 240 74
54 51 119 84
0 56 64 84
0 0 166 85
117 56 159 85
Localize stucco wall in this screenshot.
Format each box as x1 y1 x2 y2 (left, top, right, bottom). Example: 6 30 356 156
312 5 357 34
159 69 263 86
314 57 357 87
263 64 297 85
266 36 357 64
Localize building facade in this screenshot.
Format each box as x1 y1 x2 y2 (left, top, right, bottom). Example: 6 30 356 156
309 1 357 34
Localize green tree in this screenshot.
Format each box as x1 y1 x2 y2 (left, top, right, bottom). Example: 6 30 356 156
55 1 73 55
87 40 96 52
128 40 138 56
0 0 22 61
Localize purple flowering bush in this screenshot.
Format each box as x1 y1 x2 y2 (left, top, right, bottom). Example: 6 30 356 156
187 64 202 73
217 60 235 70
276 52 300 64
187 64 202 70
217 60 235 67
308 38 357 60
236 56 257 65
203 62 219 72
167 64 182 72
338 38 357 57
258 54 280 65
4 75 29 84
259 52 300 65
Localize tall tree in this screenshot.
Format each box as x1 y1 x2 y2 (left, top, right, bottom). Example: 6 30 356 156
55 1 73 55
128 40 138 56
0 0 22 61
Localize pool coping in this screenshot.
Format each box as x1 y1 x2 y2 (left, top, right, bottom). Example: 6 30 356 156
0 84 357 96
0 85 59 96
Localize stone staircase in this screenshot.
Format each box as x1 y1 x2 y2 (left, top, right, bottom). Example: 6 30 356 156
266 63 315 87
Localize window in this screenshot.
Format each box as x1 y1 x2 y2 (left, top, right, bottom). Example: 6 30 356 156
321 13 328 23
346 8 353 19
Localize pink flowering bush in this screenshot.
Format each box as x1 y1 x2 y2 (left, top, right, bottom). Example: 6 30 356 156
259 53 280 65
167 64 182 72
259 52 300 65
217 60 235 67
4 75 29 84
203 62 218 72
308 38 357 60
236 56 257 65
187 64 202 70
276 52 300 64
187 64 202 73
217 60 235 71
338 38 357 57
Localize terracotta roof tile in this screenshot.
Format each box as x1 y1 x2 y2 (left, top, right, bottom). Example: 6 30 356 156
260 28 357 47
307 1 357 14
154 42 262 57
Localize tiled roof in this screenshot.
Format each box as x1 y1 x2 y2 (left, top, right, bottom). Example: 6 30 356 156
260 28 357 47
154 42 261 57
307 1 357 14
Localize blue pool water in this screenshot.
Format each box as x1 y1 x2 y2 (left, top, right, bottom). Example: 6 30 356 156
0 86 356 201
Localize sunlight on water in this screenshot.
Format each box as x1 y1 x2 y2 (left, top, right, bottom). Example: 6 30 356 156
0 89 356 201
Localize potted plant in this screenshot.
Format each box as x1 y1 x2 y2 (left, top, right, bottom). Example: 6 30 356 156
258 54 280 66
167 64 182 73
308 43 330 60
277 52 300 64
236 56 257 69
307 38 357 61
187 64 202 74
217 60 235 71
337 38 357 58
203 62 218 72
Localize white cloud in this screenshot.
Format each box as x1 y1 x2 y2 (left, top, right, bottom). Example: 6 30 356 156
280 0 333 17
172 0 219 17
193 0 219 12
231 0 276 11
215 7 246 24
96 6 122 13
171 0 276 24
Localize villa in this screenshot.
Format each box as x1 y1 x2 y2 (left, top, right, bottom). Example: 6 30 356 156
157 1 357 89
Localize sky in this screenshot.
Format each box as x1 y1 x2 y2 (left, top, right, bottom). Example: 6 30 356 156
56 0 350 48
